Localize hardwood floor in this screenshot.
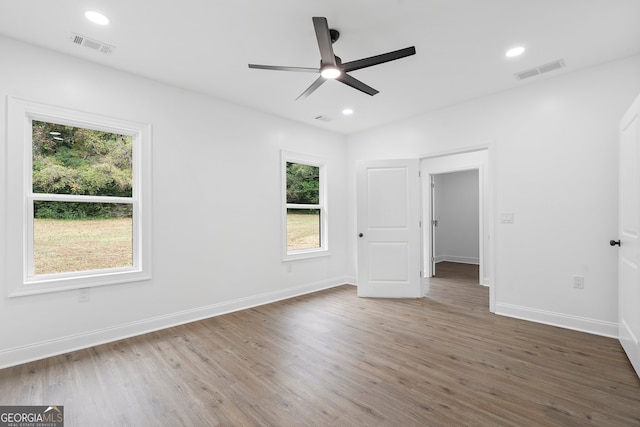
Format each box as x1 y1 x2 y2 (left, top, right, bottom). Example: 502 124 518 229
2 263 639 426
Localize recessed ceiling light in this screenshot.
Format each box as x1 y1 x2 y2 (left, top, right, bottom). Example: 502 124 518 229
85 11 110 26
505 46 525 58
342 108 354 116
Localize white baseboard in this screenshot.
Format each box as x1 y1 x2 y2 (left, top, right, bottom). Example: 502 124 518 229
0 277 352 369
435 256 479 265
344 276 357 286
495 302 618 338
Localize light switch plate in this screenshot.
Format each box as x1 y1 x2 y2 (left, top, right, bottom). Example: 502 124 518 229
501 213 514 224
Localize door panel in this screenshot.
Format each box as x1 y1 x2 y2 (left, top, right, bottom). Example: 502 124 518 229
368 242 409 281
368 167 409 227
619 93 640 378
357 159 421 298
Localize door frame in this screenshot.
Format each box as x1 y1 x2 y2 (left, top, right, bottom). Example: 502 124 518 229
420 147 495 313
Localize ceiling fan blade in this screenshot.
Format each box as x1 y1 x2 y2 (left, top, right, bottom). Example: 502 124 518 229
312 17 337 67
342 46 416 73
296 76 326 101
248 64 319 73
336 73 379 96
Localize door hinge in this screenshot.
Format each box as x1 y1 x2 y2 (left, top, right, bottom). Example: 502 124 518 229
432 219 438 227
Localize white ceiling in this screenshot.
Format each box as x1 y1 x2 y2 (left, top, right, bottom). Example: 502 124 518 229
1 0 640 134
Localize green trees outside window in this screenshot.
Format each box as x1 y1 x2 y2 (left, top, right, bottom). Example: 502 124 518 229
32 120 132 219
286 162 319 205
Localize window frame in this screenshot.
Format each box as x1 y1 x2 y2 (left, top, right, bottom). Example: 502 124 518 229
5 96 152 297
281 151 329 261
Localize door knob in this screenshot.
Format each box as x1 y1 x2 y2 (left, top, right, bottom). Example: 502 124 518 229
610 240 621 247
358 233 364 238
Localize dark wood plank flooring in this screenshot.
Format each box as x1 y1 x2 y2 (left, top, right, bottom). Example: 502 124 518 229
1 262 639 426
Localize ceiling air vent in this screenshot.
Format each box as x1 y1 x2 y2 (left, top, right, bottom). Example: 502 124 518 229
514 59 565 80
70 33 115 55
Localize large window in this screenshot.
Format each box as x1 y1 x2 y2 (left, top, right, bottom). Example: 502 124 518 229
6 97 151 296
31 121 134 276
282 151 328 260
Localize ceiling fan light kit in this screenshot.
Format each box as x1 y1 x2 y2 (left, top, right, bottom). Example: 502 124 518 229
320 66 341 79
248 17 416 100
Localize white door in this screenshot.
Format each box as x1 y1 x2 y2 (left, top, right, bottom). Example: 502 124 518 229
618 93 640 378
356 159 421 298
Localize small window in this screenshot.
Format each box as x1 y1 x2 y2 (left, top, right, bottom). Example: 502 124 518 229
6 97 151 296
282 151 328 260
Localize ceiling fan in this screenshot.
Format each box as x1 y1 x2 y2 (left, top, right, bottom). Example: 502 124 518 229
248 17 416 100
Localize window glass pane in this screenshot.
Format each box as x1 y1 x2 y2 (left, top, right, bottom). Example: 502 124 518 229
33 201 133 275
287 209 320 251
286 162 319 204
32 120 133 196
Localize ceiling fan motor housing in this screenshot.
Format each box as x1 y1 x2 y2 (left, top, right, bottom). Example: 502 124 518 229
329 29 340 44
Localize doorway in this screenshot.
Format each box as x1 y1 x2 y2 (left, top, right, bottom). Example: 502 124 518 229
431 170 480 281
420 149 494 312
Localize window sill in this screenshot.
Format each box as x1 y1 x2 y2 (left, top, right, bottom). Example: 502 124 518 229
9 269 151 298
283 249 331 262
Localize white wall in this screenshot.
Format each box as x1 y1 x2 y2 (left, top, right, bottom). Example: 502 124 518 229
434 170 479 264
347 54 640 337
0 36 351 368
3 35 639 368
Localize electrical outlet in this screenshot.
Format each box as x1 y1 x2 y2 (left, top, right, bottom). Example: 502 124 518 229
79 287 90 302
573 276 584 289
287 263 292 273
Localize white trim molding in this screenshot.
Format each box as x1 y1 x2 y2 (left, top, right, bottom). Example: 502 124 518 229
495 302 618 338
5 96 152 297
435 256 480 265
